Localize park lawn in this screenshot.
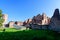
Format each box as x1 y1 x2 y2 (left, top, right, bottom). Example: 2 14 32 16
0 28 22 32
0 28 60 40
5 28 21 32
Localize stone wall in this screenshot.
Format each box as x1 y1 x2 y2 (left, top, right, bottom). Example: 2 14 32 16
29 24 49 30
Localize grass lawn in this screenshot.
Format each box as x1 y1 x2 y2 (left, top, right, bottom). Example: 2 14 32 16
0 28 20 32
0 28 60 40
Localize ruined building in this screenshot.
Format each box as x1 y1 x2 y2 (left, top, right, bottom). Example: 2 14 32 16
32 13 50 25
29 8 60 31
49 9 60 31
4 8 60 31
23 13 50 28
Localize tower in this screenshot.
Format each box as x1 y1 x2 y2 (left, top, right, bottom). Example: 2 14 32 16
2 14 8 27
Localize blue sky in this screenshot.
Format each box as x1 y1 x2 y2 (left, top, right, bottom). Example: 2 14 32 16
0 0 60 22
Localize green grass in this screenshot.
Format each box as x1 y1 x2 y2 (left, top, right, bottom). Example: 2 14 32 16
5 28 21 32
0 28 60 40
0 28 22 32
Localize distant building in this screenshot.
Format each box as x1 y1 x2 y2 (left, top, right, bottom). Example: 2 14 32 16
2 14 8 27
8 21 23 28
2 14 8 24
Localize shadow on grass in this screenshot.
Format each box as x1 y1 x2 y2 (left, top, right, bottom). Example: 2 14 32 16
0 30 60 40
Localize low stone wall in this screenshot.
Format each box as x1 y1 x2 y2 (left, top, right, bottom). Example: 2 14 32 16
29 24 49 30
29 24 60 32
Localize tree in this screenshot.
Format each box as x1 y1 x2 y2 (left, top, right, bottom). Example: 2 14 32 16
0 10 4 27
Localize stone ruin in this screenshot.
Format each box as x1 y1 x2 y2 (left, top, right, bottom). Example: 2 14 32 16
23 13 50 27
6 8 60 31
28 8 60 31
49 9 60 31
